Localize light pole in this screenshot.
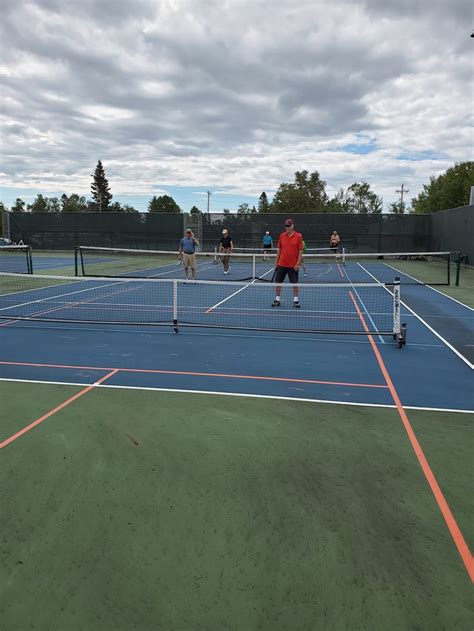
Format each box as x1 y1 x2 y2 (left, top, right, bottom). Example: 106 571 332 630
206 190 211 218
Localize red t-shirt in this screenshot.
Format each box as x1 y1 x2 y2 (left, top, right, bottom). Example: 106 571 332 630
277 231 303 267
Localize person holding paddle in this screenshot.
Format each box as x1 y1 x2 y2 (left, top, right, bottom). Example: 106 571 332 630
271 218 303 308
178 228 199 280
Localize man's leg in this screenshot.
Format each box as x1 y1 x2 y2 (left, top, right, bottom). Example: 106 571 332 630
289 268 300 307
272 267 286 306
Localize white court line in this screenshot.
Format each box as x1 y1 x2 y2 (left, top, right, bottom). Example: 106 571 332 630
0 377 472 414
342 264 385 344
358 263 474 370
205 266 274 312
0 278 126 312
380 260 474 311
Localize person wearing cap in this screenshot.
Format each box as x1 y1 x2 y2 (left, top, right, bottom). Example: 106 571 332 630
272 219 303 308
178 229 199 280
329 230 340 253
219 229 233 274
261 231 273 260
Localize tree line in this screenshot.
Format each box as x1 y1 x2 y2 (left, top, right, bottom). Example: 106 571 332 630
1 160 472 216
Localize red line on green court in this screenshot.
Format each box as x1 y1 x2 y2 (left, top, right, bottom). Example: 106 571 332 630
0 370 118 449
0 360 388 389
348 290 474 582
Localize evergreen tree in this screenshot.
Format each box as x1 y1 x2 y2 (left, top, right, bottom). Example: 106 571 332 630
27 194 48 212
258 192 270 213
91 160 113 211
11 198 26 212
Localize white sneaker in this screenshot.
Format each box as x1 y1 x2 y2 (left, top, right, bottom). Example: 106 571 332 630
224 271 228 274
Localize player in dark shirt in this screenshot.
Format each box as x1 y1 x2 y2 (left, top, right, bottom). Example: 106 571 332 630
219 229 233 274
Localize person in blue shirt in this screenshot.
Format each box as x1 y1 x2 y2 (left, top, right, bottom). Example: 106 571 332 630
261 231 273 260
178 229 199 279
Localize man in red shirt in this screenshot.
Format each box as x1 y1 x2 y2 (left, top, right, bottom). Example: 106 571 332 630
272 218 303 308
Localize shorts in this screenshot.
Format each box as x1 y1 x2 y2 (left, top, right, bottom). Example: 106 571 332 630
274 266 299 283
263 245 272 250
182 253 195 268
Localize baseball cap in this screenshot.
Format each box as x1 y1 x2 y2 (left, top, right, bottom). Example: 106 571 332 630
186 228 192 233
265 231 270 235
284 219 294 227
222 229 228 234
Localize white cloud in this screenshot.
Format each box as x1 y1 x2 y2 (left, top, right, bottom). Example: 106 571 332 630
0 0 472 209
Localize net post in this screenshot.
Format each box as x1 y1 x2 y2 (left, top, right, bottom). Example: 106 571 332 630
447 252 451 285
252 254 256 279
74 246 78 276
80 247 85 276
341 247 346 265
392 277 406 347
27 245 33 274
392 277 401 336
455 252 463 287
173 279 178 333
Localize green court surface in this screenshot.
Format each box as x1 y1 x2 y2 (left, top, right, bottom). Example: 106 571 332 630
1 382 472 630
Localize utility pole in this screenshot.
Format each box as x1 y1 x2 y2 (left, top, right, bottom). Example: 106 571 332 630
206 191 211 217
396 184 409 213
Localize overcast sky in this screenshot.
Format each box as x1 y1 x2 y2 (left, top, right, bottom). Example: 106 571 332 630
0 0 472 211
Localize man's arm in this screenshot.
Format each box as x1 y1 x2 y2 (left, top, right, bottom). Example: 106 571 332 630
295 236 303 268
230 240 234 252
275 247 281 266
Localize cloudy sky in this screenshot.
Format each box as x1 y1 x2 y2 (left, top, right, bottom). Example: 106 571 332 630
0 0 472 211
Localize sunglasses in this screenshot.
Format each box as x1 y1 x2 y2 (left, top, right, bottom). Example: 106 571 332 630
284 224 293 227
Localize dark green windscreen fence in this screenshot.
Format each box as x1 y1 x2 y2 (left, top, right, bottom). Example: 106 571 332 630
6 208 471 258
430 205 473 264
200 213 431 252
7 212 185 251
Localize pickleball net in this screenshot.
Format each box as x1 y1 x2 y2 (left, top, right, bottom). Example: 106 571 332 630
75 245 454 285
0 272 405 342
0 245 33 274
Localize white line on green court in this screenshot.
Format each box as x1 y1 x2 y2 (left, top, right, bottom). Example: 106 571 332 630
0 377 473 414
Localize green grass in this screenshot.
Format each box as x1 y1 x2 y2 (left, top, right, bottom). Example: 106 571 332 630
1 382 472 630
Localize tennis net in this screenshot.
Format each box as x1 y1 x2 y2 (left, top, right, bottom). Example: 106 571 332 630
76 245 454 286
0 272 404 342
0 245 33 274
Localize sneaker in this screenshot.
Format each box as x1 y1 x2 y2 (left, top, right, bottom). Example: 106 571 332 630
271 300 280 307
224 271 228 274
293 302 301 308
304 273 308 277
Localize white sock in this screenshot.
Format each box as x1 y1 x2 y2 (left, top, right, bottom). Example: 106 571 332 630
275 296 280 302
294 297 299 302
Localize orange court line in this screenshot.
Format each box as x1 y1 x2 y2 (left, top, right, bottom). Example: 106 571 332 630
0 360 388 389
0 370 118 449
348 291 474 582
